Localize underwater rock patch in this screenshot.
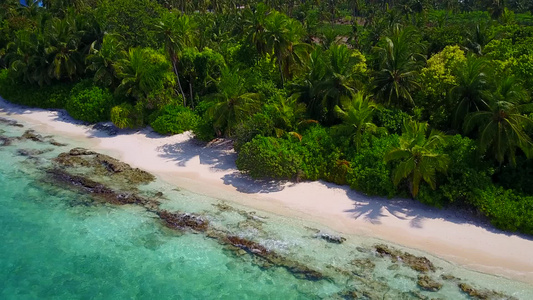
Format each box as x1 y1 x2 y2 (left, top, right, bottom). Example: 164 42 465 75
221 235 325 281
21 130 45 142
0 135 14 146
46 168 159 208
157 210 209 232
0 117 24 127
374 244 436 273
458 283 517 300
417 275 442 292
54 148 155 184
316 232 346 244
17 148 53 156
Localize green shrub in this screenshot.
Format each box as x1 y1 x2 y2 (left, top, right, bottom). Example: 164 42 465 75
149 105 199 135
66 81 114 123
419 135 493 206
0 69 72 108
110 102 144 129
233 113 275 151
346 134 399 197
474 186 533 235
375 108 411 134
297 126 340 181
236 136 303 180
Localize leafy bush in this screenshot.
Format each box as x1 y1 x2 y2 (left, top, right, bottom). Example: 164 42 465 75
473 187 533 235
297 126 340 181
66 81 114 123
375 108 411 134
110 102 143 129
149 105 199 135
434 135 493 205
0 69 72 108
346 134 399 197
236 136 303 180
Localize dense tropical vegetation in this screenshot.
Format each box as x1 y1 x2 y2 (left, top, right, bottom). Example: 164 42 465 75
1 0 533 234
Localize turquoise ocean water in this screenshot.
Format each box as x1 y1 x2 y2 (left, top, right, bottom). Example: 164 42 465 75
0 120 532 299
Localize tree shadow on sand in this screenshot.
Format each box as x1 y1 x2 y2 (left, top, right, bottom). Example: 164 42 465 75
222 172 287 193
339 184 532 239
158 139 237 171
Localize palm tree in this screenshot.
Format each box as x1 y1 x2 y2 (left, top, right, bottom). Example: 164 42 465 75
155 12 195 104
115 48 172 101
207 67 260 136
292 45 366 124
449 55 491 130
333 92 382 151
5 29 52 86
385 120 450 198
464 75 533 166
319 44 365 113
242 3 269 57
263 11 305 87
44 16 85 81
86 33 124 87
372 25 424 108
264 93 309 139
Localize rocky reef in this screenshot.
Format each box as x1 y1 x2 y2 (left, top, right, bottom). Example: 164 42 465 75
375 244 436 273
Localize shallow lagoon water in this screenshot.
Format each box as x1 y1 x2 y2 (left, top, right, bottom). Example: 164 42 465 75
0 120 532 299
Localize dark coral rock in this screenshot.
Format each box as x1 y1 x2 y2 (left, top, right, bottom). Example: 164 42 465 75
46 168 159 207
375 244 435 273
458 283 517 300
21 130 44 142
223 235 324 281
17 148 52 156
49 139 68 147
317 232 346 244
0 117 24 127
417 275 442 292
0 136 14 146
54 148 155 184
157 210 209 232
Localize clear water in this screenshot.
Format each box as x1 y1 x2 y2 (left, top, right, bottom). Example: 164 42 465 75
0 120 532 299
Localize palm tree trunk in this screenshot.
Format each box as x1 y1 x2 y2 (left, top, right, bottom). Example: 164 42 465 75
172 58 187 106
278 55 284 88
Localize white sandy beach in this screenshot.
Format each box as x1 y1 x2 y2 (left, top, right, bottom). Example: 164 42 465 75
1 97 532 285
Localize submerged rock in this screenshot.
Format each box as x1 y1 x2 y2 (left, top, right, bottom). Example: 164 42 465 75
350 258 375 275
17 148 53 156
0 135 14 146
54 148 155 184
417 275 442 292
458 283 517 300
21 130 45 142
375 244 436 273
0 117 24 127
157 210 209 232
46 168 159 207
317 232 346 244
221 235 324 281
49 139 68 147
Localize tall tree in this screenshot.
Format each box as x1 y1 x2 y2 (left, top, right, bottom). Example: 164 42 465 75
333 92 382 151
86 33 124 87
156 12 195 104
263 11 306 87
385 120 450 197
449 55 491 130
464 75 533 166
207 67 260 136
372 25 424 108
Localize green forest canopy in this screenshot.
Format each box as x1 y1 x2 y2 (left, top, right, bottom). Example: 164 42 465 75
1 0 533 234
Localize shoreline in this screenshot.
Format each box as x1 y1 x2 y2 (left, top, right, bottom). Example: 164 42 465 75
1 98 532 285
